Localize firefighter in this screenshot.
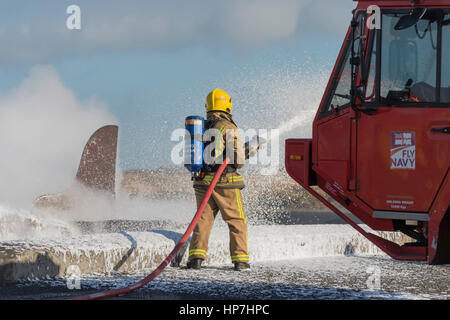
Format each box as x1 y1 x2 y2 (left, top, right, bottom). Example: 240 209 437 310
187 88 250 271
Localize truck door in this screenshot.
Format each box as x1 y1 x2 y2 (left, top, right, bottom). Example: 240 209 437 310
356 10 450 214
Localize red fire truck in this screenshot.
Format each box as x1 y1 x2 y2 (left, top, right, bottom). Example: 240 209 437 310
286 0 450 264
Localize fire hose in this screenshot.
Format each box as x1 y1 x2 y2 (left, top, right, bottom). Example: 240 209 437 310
71 157 231 300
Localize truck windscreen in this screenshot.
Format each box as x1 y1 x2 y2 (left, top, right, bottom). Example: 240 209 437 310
381 12 438 103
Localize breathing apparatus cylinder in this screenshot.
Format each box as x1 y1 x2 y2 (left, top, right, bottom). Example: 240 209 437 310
184 116 205 177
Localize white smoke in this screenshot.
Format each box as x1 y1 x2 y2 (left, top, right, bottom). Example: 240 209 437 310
0 202 79 241
0 65 117 208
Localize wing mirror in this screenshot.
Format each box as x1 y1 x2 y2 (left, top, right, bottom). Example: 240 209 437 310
394 8 427 30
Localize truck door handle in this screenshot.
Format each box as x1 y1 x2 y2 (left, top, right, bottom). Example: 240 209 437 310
431 127 450 134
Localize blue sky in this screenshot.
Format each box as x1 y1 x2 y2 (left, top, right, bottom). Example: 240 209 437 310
0 0 355 170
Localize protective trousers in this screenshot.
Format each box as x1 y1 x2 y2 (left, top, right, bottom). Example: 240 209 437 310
188 187 249 264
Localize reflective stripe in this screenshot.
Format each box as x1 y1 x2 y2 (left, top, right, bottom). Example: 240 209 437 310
189 249 206 254
203 174 243 183
203 174 244 183
203 174 215 181
235 189 248 254
215 126 225 158
235 189 246 224
189 249 207 257
189 253 206 258
231 255 249 262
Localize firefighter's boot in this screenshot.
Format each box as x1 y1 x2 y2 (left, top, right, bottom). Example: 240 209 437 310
234 262 250 271
187 259 203 270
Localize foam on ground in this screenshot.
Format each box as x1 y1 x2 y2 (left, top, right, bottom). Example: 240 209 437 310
0 224 410 283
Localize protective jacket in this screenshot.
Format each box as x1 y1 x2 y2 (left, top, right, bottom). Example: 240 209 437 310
193 111 245 189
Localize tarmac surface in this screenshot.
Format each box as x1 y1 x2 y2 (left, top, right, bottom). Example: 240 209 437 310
1 255 449 300
1 211 448 300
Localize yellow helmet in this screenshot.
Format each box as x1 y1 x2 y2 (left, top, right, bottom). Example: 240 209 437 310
205 88 232 114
